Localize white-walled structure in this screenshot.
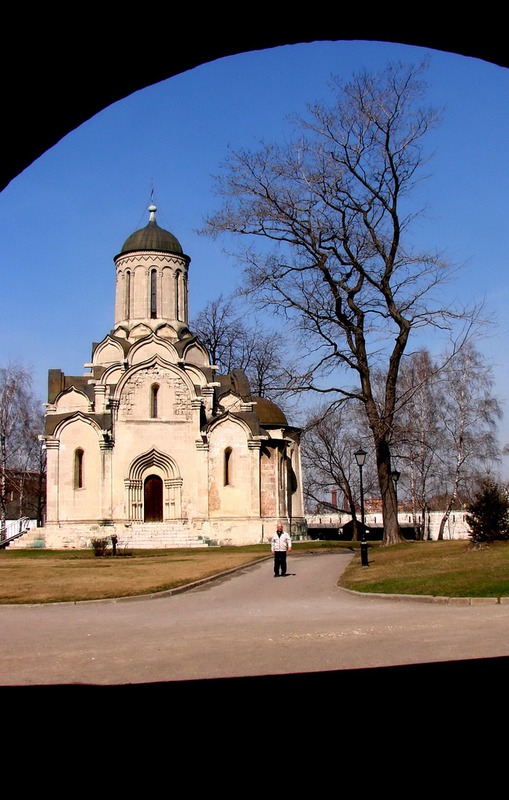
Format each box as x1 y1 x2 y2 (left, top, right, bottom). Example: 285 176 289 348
40 204 306 549
307 510 470 540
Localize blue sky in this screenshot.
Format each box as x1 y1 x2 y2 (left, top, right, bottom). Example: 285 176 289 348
2 39 509 473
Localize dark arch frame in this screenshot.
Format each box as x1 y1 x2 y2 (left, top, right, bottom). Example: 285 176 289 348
5 18 508 694
3 22 508 193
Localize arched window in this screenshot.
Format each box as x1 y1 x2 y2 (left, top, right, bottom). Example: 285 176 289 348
175 270 181 320
279 453 286 489
150 268 157 318
74 448 84 489
150 384 159 418
125 270 131 318
224 447 232 486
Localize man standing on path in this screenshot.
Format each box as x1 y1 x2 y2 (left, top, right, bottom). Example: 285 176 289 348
271 522 292 577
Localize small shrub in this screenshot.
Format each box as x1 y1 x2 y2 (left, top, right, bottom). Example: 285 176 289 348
466 479 509 544
90 537 109 557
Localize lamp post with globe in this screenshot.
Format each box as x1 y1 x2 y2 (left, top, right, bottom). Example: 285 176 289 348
354 447 368 567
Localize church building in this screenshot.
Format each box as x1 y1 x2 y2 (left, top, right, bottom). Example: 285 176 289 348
42 204 306 548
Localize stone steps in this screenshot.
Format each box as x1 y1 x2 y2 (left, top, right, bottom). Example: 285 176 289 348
7 523 212 550
120 525 209 549
4 526 45 549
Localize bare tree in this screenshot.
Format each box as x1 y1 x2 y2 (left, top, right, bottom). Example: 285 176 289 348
205 60 478 544
8 404 46 525
433 344 501 539
392 350 444 538
192 294 246 375
192 293 298 411
302 402 374 540
389 345 501 538
0 365 42 533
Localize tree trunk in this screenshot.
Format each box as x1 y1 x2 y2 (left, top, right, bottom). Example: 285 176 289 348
438 501 454 540
422 504 431 540
414 508 424 540
345 488 359 541
0 434 6 536
376 439 404 545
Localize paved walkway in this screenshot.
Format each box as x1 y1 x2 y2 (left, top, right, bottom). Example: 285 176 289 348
1 551 509 689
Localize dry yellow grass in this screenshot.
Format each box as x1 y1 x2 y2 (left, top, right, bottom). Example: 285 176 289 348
0 548 270 604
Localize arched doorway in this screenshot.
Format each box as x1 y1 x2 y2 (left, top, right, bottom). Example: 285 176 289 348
126 448 183 522
144 474 163 522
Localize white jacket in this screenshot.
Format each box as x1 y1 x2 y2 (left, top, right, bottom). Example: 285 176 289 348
271 531 292 552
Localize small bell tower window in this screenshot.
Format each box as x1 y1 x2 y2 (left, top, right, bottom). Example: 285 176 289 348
150 269 157 318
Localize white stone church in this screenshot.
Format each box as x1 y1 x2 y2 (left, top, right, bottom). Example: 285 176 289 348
41 204 306 549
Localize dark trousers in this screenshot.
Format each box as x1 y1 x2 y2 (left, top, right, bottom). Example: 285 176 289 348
274 551 287 576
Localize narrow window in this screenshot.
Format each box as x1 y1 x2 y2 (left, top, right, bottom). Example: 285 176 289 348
150 269 157 318
224 447 232 486
175 270 181 320
74 448 84 489
150 384 159 418
125 270 131 318
279 454 286 488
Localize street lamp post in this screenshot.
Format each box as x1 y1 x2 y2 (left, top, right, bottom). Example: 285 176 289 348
390 467 401 536
354 447 368 567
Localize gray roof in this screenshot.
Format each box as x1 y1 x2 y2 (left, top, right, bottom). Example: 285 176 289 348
120 219 183 255
252 395 288 426
117 203 185 257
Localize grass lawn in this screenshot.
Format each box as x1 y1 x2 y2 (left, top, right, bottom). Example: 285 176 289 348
340 539 509 598
0 539 508 603
0 545 272 604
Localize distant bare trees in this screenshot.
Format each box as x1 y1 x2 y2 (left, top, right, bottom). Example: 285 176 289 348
393 345 501 537
192 294 297 411
390 350 441 536
301 401 373 540
300 344 501 540
0 364 45 531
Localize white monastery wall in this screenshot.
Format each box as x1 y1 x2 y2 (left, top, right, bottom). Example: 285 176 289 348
307 510 471 539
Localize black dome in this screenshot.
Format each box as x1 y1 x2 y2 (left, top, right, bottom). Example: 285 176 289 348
253 396 288 426
119 204 183 255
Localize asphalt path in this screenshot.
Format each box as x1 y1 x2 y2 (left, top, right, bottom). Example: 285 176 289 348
1 551 509 692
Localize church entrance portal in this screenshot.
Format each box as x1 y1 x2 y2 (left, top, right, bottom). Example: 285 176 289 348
144 474 163 522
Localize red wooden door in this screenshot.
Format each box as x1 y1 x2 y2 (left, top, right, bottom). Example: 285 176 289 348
144 475 163 522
